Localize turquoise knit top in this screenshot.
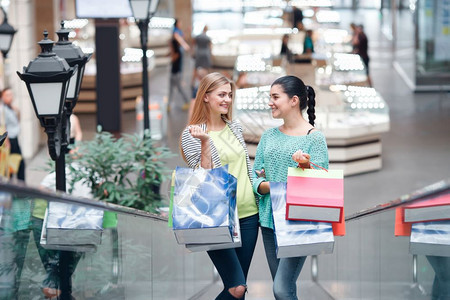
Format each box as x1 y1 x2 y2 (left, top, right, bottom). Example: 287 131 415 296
252 127 329 229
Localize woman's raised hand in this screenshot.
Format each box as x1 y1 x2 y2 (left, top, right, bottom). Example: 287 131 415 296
292 149 310 165
189 125 209 141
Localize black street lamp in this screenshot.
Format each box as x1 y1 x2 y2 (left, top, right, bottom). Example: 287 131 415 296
53 21 92 147
17 29 87 300
0 6 17 58
17 30 76 192
128 0 160 134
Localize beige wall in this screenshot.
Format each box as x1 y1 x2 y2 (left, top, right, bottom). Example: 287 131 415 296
173 0 192 42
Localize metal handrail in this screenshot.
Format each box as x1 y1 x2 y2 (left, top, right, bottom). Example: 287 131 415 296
2 178 449 224
0 180 168 222
345 178 450 222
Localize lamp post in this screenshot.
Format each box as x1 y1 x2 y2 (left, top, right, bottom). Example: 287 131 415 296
17 30 86 300
128 0 160 134
0 6 16 58
17 31 76 192
0 6 17 87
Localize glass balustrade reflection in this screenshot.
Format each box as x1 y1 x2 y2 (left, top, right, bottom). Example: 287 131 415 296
314 198 450 300
0 189 215 299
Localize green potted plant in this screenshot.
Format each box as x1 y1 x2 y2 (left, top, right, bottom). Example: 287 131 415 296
65 127 174 214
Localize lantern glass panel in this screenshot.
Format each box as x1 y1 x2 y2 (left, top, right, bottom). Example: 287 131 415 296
149 0 159 14
0 34 12 52
30 82 63 115
130 0 150 20
66 68 78 99
76 65 85 96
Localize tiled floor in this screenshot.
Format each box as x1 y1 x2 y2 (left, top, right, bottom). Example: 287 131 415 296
23 8 450 300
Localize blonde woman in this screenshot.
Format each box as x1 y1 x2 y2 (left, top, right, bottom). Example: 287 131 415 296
180 73 258 299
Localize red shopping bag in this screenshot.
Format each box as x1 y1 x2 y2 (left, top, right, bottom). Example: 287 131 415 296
286 166 344 223
394 207 411 236
332 207 346 236
394 192 450 236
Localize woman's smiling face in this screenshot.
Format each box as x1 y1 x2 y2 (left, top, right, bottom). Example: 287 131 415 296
269 84 293 119
205 83 232 116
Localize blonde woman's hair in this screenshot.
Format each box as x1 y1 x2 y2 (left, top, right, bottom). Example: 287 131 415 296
188 72 235 126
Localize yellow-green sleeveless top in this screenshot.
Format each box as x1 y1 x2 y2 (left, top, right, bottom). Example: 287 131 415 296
209 125 258 218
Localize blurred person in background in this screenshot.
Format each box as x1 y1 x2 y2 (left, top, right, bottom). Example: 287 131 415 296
303 30 314 54
292 6 304 30
351 24 372 87
350 22 359 49
280 34 293 65
172 19 190 53
0 191 32 300
169 19 191 112
68 114 83 154
33 113 86 299
69 114 82 145
192 25 212 88
0 88 25 181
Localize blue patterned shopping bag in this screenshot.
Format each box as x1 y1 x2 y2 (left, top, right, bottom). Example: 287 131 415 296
409 221 450 257
172 166 237 244
41 202 104 252
271 182 334 258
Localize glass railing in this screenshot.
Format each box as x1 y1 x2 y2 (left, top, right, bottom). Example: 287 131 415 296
2 177 449 299
313 179 450 299
0 181 215 300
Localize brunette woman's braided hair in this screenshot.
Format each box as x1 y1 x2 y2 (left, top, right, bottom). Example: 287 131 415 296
271 76 316 126
305 85 316 126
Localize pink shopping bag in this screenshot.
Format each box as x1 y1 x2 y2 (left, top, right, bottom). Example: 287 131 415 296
286 167 344 224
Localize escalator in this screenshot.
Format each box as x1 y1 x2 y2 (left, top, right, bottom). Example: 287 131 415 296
1 179 449 299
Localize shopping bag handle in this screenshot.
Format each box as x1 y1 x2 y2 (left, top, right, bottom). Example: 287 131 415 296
297 161 328 172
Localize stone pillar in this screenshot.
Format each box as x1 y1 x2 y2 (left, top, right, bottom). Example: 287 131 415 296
7 0 41 160
60 0 77 20
173 0 192 42
34 0 59 45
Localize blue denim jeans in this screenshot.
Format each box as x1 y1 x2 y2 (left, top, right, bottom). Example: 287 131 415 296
31 217 82 298
261 226 306 300
207 213 259 300
426 256 450 300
